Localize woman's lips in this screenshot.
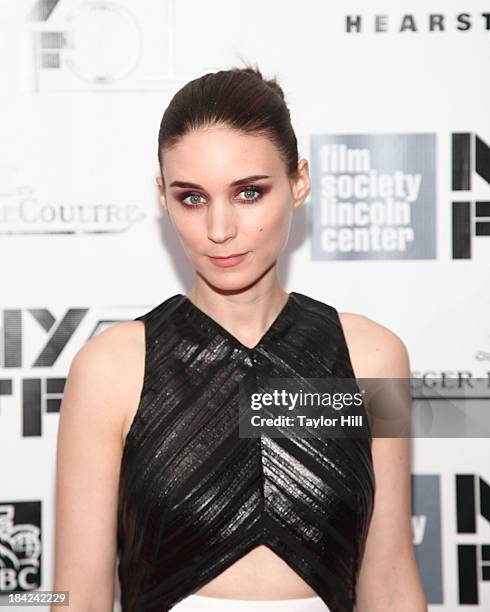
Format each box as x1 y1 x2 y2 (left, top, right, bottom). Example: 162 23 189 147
208 252 248 268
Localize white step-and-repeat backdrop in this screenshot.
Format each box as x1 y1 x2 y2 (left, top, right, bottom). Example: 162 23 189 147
1 1 489 610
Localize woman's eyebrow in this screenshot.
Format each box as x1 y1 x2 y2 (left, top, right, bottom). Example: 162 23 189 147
169 175 271 189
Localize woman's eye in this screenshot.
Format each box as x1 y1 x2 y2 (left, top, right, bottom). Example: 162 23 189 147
237 188 262 202
181 193 205 206
179 186 263 208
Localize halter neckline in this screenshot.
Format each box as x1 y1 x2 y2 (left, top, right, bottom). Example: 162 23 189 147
178 292 296 351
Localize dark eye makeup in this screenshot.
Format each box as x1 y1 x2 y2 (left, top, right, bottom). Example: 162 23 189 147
175 184 268 209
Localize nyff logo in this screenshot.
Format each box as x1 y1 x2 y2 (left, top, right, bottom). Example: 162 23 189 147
456 474 490 604
0 307 120 436
452 133 490 259
412 473 490 606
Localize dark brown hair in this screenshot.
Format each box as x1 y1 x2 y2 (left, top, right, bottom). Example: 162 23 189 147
157 62 299 179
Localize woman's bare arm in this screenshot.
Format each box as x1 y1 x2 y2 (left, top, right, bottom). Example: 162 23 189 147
339 313 428 612
50 320 144 612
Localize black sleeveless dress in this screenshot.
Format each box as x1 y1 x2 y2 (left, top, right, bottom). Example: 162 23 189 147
117 292 375 612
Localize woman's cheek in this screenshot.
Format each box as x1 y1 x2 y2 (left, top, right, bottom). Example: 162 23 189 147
175 218 201 248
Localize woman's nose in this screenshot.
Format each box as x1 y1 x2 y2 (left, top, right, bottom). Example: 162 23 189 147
206 202 237 243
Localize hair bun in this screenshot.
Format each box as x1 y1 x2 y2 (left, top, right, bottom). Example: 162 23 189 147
263 78 285 100
235 65 285 100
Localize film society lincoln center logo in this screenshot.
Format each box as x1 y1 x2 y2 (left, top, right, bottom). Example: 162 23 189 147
310 134 436 260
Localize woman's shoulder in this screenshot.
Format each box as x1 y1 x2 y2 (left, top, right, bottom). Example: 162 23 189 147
65 320 145 440
73 320 146 402
75 319 144 366
337 311 410 378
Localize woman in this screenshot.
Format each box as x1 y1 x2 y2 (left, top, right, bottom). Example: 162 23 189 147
52 65 428 612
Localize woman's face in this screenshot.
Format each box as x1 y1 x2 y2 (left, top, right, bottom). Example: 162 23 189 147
157 126 309 292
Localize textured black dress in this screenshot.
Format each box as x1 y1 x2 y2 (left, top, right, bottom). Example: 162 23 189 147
117 292 375 612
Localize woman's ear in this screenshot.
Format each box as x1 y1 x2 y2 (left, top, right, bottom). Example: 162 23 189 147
291 158 311 209
156 176 168 214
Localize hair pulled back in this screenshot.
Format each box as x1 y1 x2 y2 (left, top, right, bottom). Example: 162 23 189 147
157 62 299 179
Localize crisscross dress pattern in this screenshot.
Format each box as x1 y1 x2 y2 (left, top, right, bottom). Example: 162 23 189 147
117 292 375 612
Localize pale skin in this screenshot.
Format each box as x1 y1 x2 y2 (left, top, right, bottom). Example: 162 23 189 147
51 126 428 610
